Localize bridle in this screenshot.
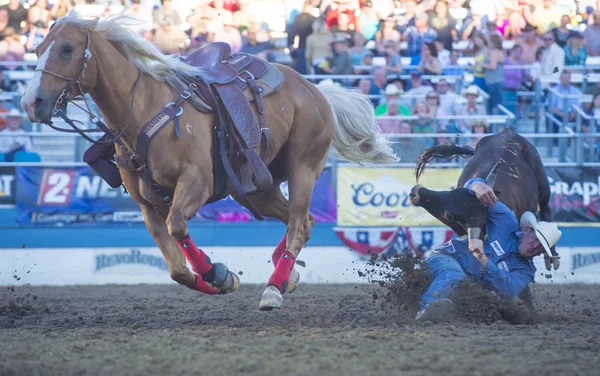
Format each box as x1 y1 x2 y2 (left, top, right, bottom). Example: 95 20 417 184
35 32 142 145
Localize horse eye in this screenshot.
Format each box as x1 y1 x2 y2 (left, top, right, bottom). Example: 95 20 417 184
62 45 74 55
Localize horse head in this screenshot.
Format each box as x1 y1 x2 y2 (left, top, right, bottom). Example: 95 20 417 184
21 15 99 123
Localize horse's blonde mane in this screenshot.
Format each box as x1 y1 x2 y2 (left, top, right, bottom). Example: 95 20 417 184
55 11 199 86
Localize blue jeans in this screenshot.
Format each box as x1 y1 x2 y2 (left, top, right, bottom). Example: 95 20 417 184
486 82 503 114
420 251 467 309
473 76 487 92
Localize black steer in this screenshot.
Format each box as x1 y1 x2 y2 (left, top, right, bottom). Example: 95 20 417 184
409 126 558 271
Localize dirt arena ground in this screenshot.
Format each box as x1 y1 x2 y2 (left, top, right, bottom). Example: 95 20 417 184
1 281 599 376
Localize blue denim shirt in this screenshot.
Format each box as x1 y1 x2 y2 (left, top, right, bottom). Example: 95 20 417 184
437 177 536 299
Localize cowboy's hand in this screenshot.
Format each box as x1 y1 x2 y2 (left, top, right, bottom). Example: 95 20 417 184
469 239 488 265
471 182 498 207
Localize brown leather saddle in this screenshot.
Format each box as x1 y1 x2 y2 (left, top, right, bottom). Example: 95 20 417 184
180 42 284 195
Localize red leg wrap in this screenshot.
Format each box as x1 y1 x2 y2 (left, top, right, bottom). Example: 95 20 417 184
177 235 212 276
271 235 287 266
268 251 295 293
192 274 221 295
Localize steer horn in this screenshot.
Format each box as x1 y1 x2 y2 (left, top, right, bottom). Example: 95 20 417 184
484 161 501 189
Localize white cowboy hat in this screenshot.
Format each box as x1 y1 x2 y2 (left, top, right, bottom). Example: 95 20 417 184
520 211 562 258
7 108 21 117
461 85 480 97
317 79 340 87
385 84 400 96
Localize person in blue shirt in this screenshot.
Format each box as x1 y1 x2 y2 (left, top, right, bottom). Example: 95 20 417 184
416 177 562 322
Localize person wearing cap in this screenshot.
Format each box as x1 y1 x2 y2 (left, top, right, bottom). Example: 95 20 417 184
416 177 562 322
375 84 410 116
583 10 600 56
320 35 353 76
456 85 487 132
515 23 543 65
564 31 587 66
0 108 33 162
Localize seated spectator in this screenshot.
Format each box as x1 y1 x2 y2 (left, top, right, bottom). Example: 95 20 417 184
0 9 7 36
412 100 434 133
460 11 483 41
354 50 373 74
375 84 410 116
456 85 487 132
552 15 571 48
306 17 334 74
583 93 600 161
583 10 600 57
436 78 460 115
330 11 355 42
564 31 587 66
515 23 543 64
418 42 442 75
27 0 51 28
350 32 367 66
442 49 464 76
465 120 489 149
125 0 153 33
395 0 417 35
428 0 457 52
358 78 372 95
368 67 388 106
393 121 430 163
154 19 189 54
355 0 379 41
549 70 581 126
1 0 27 35
376 15 402 55
504 44 528 118
434 39 450 67
0 27 25 61
153 0 182 29
403 12 438 57
405 72 433 96
241 24 273 56
320 36 353 77
25 21 49 53
0 108 33 162
211 15 243 52
383 39 403 74
51 0 72 21
540 31 564 78
505 10 526 41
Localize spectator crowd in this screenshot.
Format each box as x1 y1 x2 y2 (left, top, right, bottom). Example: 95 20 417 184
0 0 599 162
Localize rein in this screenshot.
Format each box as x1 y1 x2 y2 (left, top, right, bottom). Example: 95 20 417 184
36 32 142 146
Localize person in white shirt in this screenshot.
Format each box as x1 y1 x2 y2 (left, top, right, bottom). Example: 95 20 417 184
0 108 33 161
540 31 565 79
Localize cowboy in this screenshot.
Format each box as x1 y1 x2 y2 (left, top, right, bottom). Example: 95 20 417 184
416 176 562 322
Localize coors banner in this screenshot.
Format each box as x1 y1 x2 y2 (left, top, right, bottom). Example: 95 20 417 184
546 167 600 223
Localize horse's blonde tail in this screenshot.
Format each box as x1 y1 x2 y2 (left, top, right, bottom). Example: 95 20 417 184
317 84 398 165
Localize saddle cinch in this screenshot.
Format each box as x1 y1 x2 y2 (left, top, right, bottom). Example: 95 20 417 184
86 43 284 214
174 42 284 195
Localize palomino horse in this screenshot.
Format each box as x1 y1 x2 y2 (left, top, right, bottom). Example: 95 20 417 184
20 14 397 310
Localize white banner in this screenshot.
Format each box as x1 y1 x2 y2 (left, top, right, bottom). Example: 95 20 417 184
1 246 598 286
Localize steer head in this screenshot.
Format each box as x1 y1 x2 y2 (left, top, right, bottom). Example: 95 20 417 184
410 162 502 239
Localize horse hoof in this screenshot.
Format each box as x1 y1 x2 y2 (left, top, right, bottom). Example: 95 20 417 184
286 269 300 293
205 263 239 294
259 285 283 311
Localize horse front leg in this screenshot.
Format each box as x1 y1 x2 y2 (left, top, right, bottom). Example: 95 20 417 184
166 175 240 294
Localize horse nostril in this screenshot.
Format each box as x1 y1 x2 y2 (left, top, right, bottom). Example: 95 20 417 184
34 97 44 109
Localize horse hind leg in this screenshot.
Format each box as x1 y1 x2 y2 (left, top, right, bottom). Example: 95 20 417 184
257 165 320 311
231 180 304 297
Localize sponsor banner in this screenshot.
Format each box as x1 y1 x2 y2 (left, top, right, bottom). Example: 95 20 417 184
0 246 370 286
15 166 335 225
336 166 461 226
0 166 16 205
546 167 600 224
1 246 597 286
